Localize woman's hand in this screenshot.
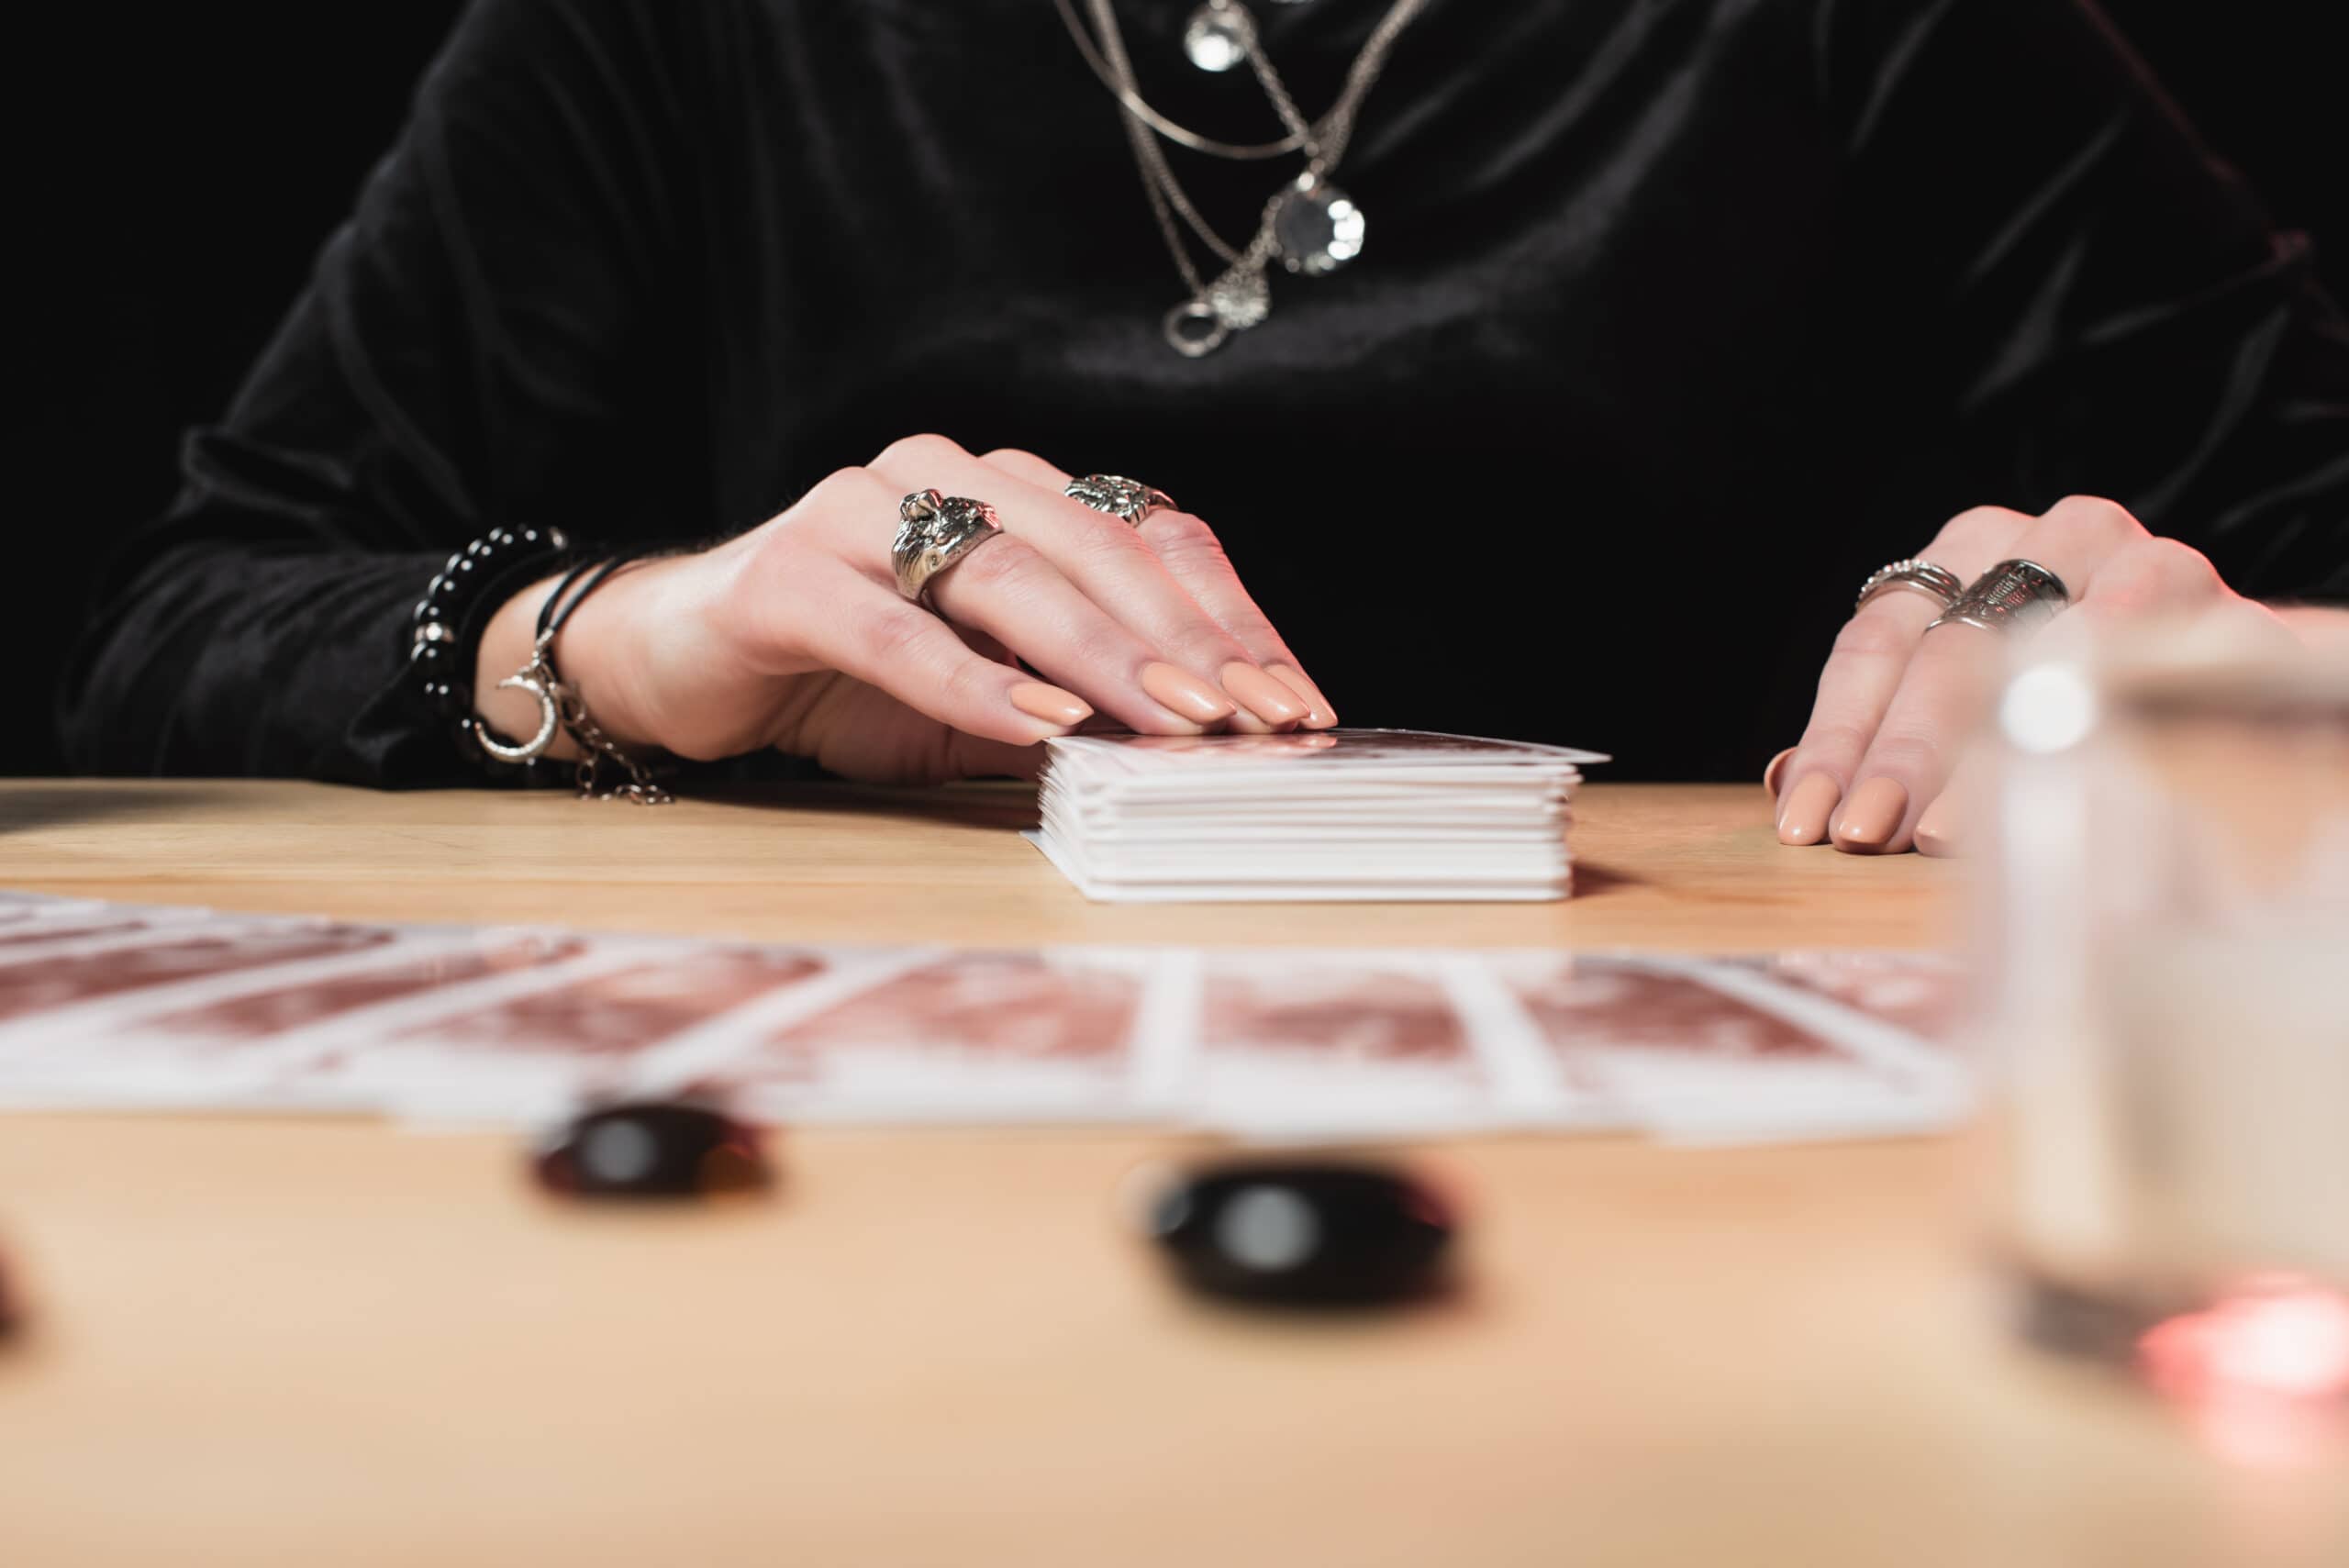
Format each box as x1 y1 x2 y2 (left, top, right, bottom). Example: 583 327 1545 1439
1768 495 2292 857
473 436 1337 784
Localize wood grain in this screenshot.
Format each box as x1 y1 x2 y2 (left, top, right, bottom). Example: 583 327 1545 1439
0 780 2339 1567
0 779 1956 950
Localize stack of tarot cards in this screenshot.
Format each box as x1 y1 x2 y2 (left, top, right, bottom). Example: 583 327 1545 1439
1027 729 1605 902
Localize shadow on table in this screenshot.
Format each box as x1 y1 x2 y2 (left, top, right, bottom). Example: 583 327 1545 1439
1569 861 1641 898
0 785 223 835
692 780 1042 833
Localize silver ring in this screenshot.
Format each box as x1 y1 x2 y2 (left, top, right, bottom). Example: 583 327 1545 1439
1923 559 2071 637
891 489 1003 604
1854 558 1965 616
1063 473 1175 527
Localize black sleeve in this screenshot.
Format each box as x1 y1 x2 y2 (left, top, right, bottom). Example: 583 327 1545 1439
59 0 702 781
1817 0 2349 601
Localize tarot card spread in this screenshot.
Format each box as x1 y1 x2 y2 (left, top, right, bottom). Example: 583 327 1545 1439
0 894 1965 1143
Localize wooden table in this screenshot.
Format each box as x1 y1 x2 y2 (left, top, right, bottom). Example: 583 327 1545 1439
0 781 2341 1567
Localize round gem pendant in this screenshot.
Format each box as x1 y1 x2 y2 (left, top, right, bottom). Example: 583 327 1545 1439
1267 176 1365 275
1183 2 1252 72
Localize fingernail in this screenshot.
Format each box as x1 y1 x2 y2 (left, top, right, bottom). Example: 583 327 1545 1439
1831 777 1909 851
1219 662 1308 726
1141 662 1237 724
1008 682 1092 728
1266 664 1339 728
1776 773 1842 846
1763 747 1796 799
1912 796 1962 858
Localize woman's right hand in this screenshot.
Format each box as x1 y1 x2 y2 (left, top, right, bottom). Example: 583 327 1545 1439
473 436 1338 784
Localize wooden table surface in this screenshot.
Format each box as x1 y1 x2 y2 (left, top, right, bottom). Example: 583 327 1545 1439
0 780 2341 1567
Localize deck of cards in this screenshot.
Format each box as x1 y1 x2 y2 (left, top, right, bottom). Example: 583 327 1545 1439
1028 729 1606 902
0 891 1966 1145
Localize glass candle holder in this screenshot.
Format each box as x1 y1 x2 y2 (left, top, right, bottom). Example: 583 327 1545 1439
1977 631 2349 1420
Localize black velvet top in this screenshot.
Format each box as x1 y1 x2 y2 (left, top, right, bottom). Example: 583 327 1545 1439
59 0 2349 783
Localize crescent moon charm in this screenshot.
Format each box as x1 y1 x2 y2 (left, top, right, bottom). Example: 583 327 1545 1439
471 673 561 762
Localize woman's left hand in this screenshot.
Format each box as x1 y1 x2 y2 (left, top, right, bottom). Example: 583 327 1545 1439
1769 495 2290 857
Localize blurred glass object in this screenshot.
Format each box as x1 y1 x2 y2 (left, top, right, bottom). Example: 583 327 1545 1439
1977 626 2349 1437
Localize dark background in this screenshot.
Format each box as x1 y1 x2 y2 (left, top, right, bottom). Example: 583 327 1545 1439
8 1 2344 777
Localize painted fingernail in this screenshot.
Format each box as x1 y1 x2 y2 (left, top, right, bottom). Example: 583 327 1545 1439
1912 796 1962 858
1219 662 1308 726
1141 662 1238 724
1831 777 1909 852
1266 664 1339 728
1763 747 1797 799
1008 682 1092 728
1776 773 1842 846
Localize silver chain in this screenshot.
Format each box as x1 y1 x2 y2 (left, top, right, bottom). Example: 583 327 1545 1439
497 628 674 805
1055 0 1428 354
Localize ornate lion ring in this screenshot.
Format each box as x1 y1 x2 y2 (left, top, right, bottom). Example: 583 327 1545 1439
1923 559 2072 637
1063 473 1175 527
892 489 1004 604
1854 558 1965 616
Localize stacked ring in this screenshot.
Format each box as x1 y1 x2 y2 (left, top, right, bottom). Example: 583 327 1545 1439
1854 558 1964 615
1063 473 1174 527
1924 559 2071 637
892 489 1005 604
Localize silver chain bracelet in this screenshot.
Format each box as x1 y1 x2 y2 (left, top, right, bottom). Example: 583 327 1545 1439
471 557 674 805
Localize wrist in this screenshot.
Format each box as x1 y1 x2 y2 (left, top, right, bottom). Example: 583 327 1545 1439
544 555 689 752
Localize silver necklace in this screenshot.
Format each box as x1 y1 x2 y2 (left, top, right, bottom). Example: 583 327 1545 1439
1055 0 1430 356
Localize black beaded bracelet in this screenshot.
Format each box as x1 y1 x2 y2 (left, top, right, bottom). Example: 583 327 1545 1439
406 525 573 764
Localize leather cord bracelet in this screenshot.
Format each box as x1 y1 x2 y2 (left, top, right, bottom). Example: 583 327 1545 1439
471 554 673 805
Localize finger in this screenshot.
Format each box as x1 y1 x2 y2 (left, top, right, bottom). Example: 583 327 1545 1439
809 460 1231 734
1776 506 2031 845
984 446 1341 730
942 728 1049 783
1914 586 2287 857
785 562 1095 748
1911 747 1988 858
1831 496 2169 853
874 437 1305 729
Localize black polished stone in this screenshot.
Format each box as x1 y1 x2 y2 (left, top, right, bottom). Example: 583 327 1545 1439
1145 1160 1455 1307
534 1100 771 1200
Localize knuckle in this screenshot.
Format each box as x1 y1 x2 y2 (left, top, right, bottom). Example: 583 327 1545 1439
951 532 1035 595
2142 536 2221 592
1068 622 1137 679
981 446 1051 473
848 603 935 672
2043 494 2140 546
1141 510 1227 569
2096 537 2221 608
1855 725 1944 777
1794 717 1875 762
1830 614 1916 663
1933 506 2022 554
934 649 996 709
796 464 874 517
1070 514 1154 573
872 432 964 470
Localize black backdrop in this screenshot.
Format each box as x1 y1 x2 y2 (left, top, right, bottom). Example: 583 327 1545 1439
9 1 2343 777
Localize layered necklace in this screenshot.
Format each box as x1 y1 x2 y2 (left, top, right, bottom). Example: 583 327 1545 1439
1052 0 1431 356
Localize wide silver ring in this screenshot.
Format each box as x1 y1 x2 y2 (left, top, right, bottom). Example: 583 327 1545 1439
1854 558 1965 616
1923 559 2071 638
892 489 1003 604
1063 473 1175 528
